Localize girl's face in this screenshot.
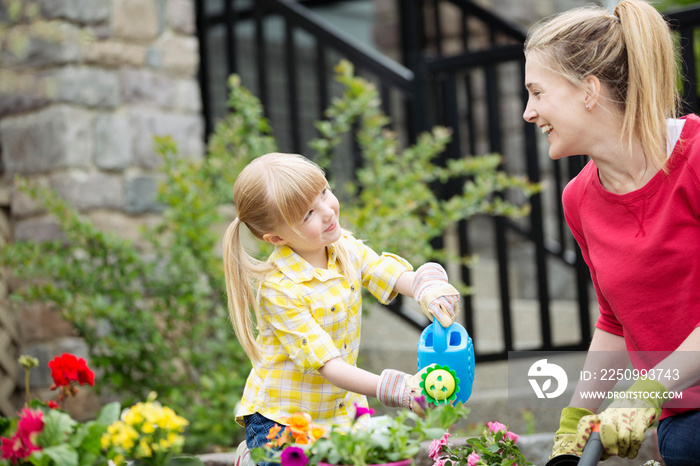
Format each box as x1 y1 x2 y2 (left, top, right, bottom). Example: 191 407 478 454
267 187 342 263
523 52 591 160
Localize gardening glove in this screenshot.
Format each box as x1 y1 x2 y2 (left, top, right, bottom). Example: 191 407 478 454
377 365 435 413
412 263 460 328
549 406 593 460
575 378 668 459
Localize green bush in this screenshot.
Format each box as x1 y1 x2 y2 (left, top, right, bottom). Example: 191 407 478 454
1 60 537 452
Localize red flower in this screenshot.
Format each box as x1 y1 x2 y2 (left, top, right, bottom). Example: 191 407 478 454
48 353 95 390
47 401 59 409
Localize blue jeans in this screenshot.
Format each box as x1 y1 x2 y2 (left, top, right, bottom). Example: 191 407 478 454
657 410 700 466
244 413 284 466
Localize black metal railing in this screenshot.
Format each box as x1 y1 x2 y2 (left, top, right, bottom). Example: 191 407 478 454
196 0 700 362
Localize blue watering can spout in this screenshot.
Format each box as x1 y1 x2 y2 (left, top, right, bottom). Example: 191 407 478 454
417 319 475 404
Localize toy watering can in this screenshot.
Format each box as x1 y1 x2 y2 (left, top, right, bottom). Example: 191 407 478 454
416 319 475 405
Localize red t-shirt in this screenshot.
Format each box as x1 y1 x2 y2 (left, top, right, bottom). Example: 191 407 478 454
563 114 700 418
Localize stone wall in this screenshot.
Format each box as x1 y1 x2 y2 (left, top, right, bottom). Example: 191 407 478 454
0 0 202 417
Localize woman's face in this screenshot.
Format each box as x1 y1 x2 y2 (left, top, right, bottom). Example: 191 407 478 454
523 52 591 160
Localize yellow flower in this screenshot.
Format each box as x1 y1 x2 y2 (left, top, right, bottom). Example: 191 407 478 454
103 396 190 464
123 406 144 426
158 437 172 451
138 438 152 458
159 406 189 430
309 425 327 442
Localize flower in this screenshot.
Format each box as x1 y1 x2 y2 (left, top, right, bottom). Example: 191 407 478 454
1 355 116 466
252 401 471 466
101 394 191 466
0 409 44 465
429 432 450 460
48 353 95 388
15 408 44 451
280 445 309 466
487 421 507 434
353 405 375 421
431 421 532 466
47 353 95 402
0 354 201 466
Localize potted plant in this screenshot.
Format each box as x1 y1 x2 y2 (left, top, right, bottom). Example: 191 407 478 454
251 399 471 466
428 420 532 466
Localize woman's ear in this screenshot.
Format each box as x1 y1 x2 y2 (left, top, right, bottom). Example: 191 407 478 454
583 75 602 110
263 233 287 246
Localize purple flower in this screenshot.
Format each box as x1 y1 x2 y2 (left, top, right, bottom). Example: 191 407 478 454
414 395 428 411
280 446 308 466
352 403 374 421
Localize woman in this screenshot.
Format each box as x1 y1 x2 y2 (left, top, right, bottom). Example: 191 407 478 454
523 1 700 465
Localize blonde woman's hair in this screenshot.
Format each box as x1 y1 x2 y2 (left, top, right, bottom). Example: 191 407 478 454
524 0 680 171
222 153 355 362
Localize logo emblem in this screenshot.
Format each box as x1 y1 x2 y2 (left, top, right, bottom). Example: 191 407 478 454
528 359 568 399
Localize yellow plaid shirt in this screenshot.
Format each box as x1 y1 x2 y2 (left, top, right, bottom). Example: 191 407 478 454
235 233 412 429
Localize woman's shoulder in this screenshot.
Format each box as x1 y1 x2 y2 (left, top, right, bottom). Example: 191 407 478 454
562 159 596 198
670 114 700 173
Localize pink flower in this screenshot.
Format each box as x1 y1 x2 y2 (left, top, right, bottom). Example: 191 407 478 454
280 446 308 466
352 403 374 422
1 435 33 464
428 432 450 460
505 430 520 443
467 451 480 466
432 458 447 466
0 408 44 464
16 408 44 451
487 421 507 435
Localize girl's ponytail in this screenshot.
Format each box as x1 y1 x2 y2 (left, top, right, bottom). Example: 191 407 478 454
223 217 268 363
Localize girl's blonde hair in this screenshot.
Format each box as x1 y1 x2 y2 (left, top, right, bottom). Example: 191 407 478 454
524 0 680 171
223 153 354 362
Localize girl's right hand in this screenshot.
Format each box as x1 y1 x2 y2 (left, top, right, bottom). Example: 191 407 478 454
412 263 460 327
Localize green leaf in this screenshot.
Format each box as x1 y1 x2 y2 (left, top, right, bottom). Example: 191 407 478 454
38 444 79 466
95 402 121 425
38 410 77 447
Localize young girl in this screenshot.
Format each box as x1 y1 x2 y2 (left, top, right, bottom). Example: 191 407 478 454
223 153 460 466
